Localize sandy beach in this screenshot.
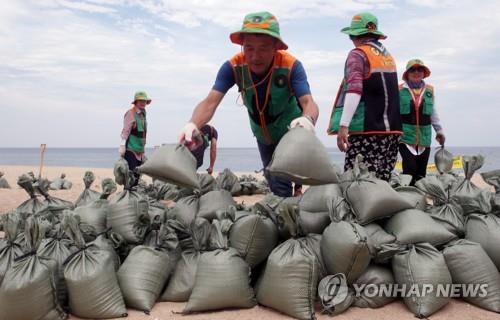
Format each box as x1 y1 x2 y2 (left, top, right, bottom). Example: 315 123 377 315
0 165 498 320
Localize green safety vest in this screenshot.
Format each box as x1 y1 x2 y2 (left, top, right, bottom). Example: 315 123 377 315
230 51 302 145
399 83 434 147
126 109 147 153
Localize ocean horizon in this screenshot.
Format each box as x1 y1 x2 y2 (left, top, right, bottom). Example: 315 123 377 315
1 146 500 172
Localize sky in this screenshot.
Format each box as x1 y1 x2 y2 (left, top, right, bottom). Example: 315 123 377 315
1 0 499 148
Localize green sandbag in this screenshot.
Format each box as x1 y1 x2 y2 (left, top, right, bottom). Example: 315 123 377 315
198 173 217 195
138 144 200 190
0 213 24 284
389 172 413 188
256 238 318 320
62 214 127 319
353 264 395 308
0 217 67 320
118 247 171 312
299 184 342 213
435 146 454 174
37 224 78 310
267 127 339 185
298 234 328 280
118 223 178 312
229 211 278 268
318 274 354 316
342 159 412 224
443 239 500 312
169 195 199 227
161 218 211 302
321 220 371 284
215 168 242 195
49 174 72 190
454 155 492 214
466 213 500 270
74 200 110 234
364 223 396 261
384 209 457 246
108 190 150 244
197 190 236 221
74 171 101 207
90 233 121 271
392 243 452 318
416 176 465 236
256 204 320 320
184 218 255 313
184 248 256 312
395 186 427 210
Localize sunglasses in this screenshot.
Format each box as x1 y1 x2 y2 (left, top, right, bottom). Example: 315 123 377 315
408 67 425 73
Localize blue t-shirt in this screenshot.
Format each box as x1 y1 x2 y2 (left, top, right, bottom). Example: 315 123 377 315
212 59 311 105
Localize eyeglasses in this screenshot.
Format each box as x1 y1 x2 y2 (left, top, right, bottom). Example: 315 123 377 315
408 67 425 73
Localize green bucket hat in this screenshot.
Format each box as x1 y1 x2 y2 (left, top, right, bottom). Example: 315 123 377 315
230 11 288 50
341 12 387 39
403 59 431 80
132 91 151 104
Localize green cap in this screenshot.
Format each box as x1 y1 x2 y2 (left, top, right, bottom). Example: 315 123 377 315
403 59 431 80
230 11 288 50
132 91 151 104
341 12 387 39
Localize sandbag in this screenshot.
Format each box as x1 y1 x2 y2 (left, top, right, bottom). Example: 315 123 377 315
169 195 199 227
62 214 127 319
298 233 328 280
318 274 354 316
392 243 452 318
342 158 412 224
197 190 236 221
161 218 211 302
384 209 456 246
443 239 500 312
238 174 269 195
298 184 342 213
466 213 500 270
138 144 200 190
454 155 492 214
37 224 77 310
74 172 107 207
299 210 331 235
256 238 318 320
91 232 122 271
416 176 465 236
74 200 110 234
198 173 217 195
389 172 413 188
364 223 396 261
267 127 339 185
215 168 242 195
321 220 370 284
353 264 395 308
395 186 427 210
0 213 24 284
118 222 178 312
108 190 150 244
0 217 67 320
184 218 255 313
229 211 278 268
435 146 454 174
0 171 10 189
16 173 47 213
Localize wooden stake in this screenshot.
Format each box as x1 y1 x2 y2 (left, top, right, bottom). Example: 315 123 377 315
39 144 46 178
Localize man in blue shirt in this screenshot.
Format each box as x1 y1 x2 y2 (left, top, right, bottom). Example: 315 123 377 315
179 11 319 197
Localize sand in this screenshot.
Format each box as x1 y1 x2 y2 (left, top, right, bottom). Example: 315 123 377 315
0 165 498 320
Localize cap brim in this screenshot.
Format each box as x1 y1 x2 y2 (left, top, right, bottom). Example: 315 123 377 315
133 99 152 105
341 27 387 39
230 30 288 50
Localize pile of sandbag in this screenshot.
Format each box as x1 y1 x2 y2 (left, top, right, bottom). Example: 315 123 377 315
216 168 269 196
49 173 73 190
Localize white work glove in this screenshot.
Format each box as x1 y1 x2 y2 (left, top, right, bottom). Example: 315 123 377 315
179 122 200 149
290 116 315 131
119 145 126 157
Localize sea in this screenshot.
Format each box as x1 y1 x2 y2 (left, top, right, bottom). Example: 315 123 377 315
1 147 500 172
